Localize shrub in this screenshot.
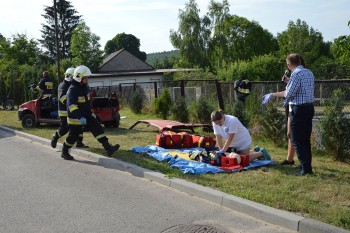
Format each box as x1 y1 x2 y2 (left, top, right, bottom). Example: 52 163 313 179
258 104 286 147
189 96 216 124
171 97 189 123
232 100 249 128
153 88 172 119
129 88 144 114
319 89 350 162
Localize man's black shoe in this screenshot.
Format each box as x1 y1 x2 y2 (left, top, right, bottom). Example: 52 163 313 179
61 152 74 160
51 134 58 148
76 142 89 148
107 144 120 156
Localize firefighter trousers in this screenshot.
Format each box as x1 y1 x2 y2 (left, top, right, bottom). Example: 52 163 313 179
56 117 83 143
65 117 107 148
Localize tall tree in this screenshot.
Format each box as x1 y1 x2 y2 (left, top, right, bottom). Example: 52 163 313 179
277 19 330 65
39 0 81 62
104 33 146 62
170 0 210 68
221 15 278 62
331 20 350 64
0 33 41 66
70 22 103 72
206 0 230 71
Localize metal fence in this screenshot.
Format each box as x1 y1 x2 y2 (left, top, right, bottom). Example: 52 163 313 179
90 79 350 117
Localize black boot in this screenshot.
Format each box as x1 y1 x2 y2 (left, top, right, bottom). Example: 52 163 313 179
76 141 89 148
51 132 59 148
102 141 120 156
61 143 74 160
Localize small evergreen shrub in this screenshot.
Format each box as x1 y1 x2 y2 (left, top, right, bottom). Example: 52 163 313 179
319 89 350 162
232 100 249 128
189 96 216 124
153 88 172 119
171 97 189 123
130 88 144 114
259 104 286 147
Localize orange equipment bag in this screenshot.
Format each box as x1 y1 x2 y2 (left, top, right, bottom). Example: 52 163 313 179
156 131 193 149
191 135 216 148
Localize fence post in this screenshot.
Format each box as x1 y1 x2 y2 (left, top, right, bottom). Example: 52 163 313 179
320 83 323 105
133 83 136 91
215 80 225 111
154 82 158 98
180 80 185 97
119 83 122 93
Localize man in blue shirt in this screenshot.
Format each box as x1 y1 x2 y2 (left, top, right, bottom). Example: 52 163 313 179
262 53 314 176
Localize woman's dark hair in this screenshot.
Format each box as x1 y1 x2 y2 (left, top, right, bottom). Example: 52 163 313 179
211 110 224 122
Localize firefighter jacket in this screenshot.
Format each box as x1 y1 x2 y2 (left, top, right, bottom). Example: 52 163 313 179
57 80 71 117
66 81 92 125
38 76 53 96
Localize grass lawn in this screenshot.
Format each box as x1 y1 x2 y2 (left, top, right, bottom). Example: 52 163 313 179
1 108 350 231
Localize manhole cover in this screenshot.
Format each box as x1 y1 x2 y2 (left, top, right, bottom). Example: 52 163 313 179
161 223 230 233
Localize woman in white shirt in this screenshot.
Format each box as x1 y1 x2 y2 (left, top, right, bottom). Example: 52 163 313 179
211 110 271 161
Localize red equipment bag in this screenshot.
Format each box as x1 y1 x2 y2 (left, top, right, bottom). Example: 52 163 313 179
192 135 216 148
156 131 193 149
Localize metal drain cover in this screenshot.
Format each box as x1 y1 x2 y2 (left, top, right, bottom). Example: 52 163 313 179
161 223 230 233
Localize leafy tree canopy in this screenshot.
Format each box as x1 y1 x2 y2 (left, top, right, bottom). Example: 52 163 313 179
170 0 210 69
104 33 146 62
0 33 41 66
170 0 278 73
70 22 103 72
331 20 350 64
222 15 278 62
277 19 330 65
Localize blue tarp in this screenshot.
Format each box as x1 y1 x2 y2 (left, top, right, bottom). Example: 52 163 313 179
130 145 276 174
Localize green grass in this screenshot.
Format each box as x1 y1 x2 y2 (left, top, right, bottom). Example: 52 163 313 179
1 108 350 230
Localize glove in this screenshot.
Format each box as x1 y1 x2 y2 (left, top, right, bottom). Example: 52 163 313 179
217 149 225 154
262 93 273 105
80 117 87 125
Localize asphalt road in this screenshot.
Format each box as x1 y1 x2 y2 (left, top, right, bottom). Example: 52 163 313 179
0 129 296 233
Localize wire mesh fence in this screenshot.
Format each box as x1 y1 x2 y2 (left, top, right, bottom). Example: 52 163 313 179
90 79 350 118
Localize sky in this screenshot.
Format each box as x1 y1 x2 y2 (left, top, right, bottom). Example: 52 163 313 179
1 0 349 54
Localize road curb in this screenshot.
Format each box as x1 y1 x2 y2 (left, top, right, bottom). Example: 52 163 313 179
1 125 349 233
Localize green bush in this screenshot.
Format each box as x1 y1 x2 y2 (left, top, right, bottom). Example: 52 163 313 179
232 100 249 128
130 88 144 114
259 104 286 147
153 88 172 119
189 96 216 124
319 89 350 161
170 97 189 123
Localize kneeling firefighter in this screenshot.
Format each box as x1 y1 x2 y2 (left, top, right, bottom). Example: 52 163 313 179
61 65 120 160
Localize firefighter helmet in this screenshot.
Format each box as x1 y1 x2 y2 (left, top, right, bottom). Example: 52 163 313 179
73 65 92 82
64 67 75 81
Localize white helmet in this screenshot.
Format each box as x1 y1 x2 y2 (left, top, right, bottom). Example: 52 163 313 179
64 67 75 81
73 65 92 82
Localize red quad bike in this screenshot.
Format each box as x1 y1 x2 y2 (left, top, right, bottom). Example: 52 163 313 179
18 88 121 128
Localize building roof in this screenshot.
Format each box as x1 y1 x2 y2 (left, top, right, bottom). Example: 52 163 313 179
98 49 155 73
91 68 194 78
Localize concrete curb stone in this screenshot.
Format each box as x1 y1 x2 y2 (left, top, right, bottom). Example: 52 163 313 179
1 125 349 233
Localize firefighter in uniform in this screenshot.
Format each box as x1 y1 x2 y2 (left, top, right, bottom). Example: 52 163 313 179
61 65 120 160
50 68 87 149
31 71 54 114
35 71 54 97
